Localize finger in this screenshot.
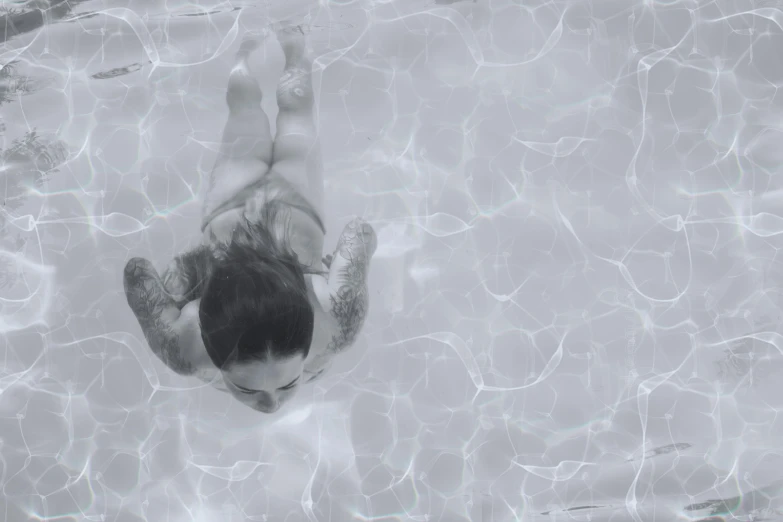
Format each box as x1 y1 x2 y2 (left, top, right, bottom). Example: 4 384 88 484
161 258 189 302
327 218 377 284
345 217 377 257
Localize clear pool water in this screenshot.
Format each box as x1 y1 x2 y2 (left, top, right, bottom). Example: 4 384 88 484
1 0 783 520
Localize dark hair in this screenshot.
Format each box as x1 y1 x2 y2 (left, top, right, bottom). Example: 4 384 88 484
193 196 324 370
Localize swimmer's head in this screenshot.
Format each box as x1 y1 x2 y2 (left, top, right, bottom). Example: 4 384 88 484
198 209 322 412
219 350 305 413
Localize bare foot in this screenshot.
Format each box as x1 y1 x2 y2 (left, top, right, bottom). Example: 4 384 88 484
231 32 269 78
275 22 308 64
237 34 263 59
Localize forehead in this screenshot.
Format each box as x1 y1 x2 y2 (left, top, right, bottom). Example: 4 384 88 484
226 355 304 391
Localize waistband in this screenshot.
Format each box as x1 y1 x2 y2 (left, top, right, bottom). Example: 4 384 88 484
201 175 325 235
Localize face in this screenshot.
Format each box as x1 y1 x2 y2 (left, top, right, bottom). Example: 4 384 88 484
221 354 305 413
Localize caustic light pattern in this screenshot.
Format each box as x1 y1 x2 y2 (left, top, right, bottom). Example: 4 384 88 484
1 0 783 520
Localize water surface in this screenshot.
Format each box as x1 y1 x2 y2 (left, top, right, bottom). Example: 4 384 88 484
2 0 783 520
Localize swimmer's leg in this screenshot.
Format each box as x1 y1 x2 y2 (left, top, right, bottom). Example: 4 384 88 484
202 35 275 221
269 25 324 215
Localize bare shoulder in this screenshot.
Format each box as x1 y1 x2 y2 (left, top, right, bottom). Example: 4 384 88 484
174 300 213 372
309 272 331 313
123 257 198 376
302 273 340 379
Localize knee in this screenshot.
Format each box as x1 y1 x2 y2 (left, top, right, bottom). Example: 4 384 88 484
276 67 313 112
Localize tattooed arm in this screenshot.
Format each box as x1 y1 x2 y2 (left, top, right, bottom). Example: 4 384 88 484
123 257 201 376
313 217 378 356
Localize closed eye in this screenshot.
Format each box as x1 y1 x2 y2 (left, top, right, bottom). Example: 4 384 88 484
232 378 299 394
230 382 259 394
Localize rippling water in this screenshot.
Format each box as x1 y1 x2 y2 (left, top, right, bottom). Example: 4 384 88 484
2 0 783 520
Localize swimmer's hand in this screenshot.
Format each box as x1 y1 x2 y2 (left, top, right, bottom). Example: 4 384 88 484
160 246 211 309
124 257 201 376
313 217 378 355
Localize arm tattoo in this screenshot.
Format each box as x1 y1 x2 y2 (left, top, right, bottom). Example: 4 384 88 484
325 220 375 354
124 257 196 376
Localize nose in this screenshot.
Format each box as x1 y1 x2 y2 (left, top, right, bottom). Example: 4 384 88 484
256 392 279 412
